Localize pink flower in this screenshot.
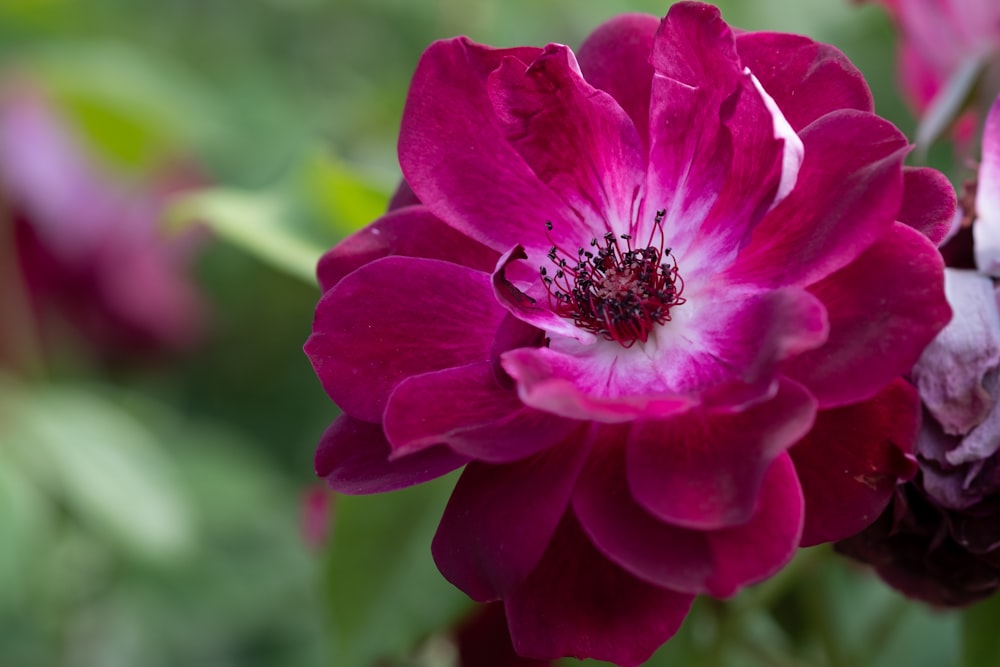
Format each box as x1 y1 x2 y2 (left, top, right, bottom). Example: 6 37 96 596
0 82 205 364
306 3 952 664
867 0 1000 134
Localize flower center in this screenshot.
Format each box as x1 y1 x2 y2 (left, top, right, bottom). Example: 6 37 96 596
540 210 686 348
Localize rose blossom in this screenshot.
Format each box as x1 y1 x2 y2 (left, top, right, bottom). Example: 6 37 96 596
837 93 1000 606
306 3 952 664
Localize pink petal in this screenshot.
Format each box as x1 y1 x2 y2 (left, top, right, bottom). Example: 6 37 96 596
317 205 498 292
573 431 714 593
734 31 873 132
398 38 587 259
577 13 659 147
626 379 816 530
790 379 919 546
974 93 1000 276
729 110 909 289
487 43 646 240
501 284 825 421
505 512 694 667
898 167 958 246
305 256 506 421
383 361 577 463
911 269 1000 438
387 179 420 211
701 453 803 597
784 222 950 409
315 415 469 494
646 4 780 271
432 432 591 602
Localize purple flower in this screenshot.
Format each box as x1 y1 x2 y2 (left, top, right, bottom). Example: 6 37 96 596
0 82 205 364
837 93 1000 606
306 3 951 664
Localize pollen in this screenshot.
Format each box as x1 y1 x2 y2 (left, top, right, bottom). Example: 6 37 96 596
540 210 686 348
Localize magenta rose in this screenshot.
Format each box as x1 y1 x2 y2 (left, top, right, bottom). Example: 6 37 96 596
306 3 951 664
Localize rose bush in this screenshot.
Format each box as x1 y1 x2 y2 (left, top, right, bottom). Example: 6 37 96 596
306 3 952 663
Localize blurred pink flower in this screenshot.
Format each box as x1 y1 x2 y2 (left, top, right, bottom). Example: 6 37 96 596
867 0 1000 136
0 82 205 364
306 3 951 663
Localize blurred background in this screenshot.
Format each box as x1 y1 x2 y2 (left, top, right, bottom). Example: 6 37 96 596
0 1 980 666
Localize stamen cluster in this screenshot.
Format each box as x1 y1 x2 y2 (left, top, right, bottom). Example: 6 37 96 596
540 211 686 348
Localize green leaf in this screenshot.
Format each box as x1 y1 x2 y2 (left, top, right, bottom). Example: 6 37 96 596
168 187 327 284
962 593 1000 667
325 473 471 666
298 152 389 235
6 385 194 563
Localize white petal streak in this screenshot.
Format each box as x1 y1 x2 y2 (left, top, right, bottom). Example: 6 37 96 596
746 68 804 208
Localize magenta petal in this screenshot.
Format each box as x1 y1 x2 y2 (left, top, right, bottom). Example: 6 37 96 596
399 38 586 259
730 110 908 289
577 13 659 147
573 432 714 593
974 93 1000 275
432 431 591 602
316 205 498 292
898 167 958 246
734 31 873 132
488 43 646 238
791 379 920 546
387 179 420 211
384 361 577 463
316 415 469 494
305 256 506 421
784 222 950 409
505 512 694 667
626 378 816 529
702 453 803 596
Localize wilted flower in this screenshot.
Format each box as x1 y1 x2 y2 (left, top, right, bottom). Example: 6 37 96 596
306 3 951 664
0 81 204 366
837 93 1000 606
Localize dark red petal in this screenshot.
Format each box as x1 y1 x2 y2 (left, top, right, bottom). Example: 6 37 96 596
729 110 908 289
305 256 506 422
783 222 950 409
316 205 497 292
577 13 659 148
432 431 591 602
455 603 552 667
626 378 815 529
898 167 958 246
505 511 694 667
791 378 920 547
315 415 469 494
735 31 873 131
383 361 577 463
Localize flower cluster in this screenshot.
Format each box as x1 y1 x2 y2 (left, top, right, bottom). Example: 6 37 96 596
306 3 952 663
836 93 1000 606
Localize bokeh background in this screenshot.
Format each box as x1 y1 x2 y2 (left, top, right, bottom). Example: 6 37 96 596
0 1 989 666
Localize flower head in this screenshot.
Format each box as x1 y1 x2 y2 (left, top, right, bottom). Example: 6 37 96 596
837 93 1000 606
306 3 952 663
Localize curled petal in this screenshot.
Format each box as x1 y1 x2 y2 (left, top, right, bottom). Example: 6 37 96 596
316 415 469 494
898 167 958 246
